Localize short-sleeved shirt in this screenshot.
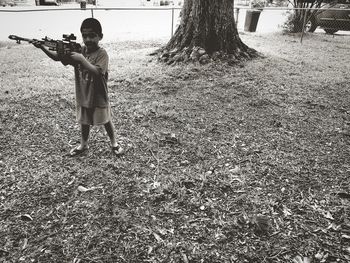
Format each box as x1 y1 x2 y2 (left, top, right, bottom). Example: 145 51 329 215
74 46 109 108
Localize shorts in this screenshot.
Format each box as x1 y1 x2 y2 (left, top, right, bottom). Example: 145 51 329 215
76 106 111 125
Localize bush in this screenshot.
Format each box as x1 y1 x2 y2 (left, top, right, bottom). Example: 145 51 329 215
281 10 304 33
281 10 295 33
272 0 289 7
250 0 265 9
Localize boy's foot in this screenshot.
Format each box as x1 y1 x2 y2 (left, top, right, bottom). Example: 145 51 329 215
69 145 88 157
111 144 124 156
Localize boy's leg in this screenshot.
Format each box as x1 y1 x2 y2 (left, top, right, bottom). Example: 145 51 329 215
104 121 117 147
80 124 90 149
69 124 90 156
104 121 124 155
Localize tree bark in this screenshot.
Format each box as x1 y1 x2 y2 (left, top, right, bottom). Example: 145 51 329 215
158 0 257 64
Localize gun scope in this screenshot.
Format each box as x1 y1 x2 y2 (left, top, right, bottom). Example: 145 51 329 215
63 34 77 41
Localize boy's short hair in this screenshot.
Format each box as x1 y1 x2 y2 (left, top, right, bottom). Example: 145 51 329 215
80 18 103 37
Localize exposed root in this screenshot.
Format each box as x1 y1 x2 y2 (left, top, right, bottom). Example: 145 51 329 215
157 46 260 65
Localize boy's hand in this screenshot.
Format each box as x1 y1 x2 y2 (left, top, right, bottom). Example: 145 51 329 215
32 40 42 49
61 56 73 66
70 52 85 63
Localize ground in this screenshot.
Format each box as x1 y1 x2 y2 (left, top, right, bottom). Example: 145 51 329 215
0 32 350 263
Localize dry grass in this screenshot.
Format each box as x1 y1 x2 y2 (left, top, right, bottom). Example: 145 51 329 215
0 32 350 263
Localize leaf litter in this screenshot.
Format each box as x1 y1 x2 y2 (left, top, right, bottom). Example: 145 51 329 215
0 32 350 262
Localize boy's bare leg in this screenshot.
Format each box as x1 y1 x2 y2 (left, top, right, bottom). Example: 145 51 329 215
104 121 117 147
79 124 90 149
104 121 123 155
69 124 90 156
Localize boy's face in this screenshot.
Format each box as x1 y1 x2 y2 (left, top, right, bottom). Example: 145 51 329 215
81 28 101 52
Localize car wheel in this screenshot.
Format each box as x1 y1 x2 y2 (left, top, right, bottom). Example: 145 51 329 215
324 29 338 34
305 19 317 33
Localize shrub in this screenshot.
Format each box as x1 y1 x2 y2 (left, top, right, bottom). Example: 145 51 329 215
250 0 265 9
281 10 304 33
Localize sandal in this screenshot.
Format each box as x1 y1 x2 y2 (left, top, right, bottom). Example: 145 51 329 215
111 145 124 156
69 146 88 157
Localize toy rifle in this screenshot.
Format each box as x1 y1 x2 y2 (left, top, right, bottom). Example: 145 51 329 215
8 34 82 59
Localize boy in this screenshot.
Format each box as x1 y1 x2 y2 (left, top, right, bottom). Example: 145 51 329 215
34 18 123 157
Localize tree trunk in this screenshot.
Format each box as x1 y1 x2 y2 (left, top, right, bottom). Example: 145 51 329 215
158 0 257 64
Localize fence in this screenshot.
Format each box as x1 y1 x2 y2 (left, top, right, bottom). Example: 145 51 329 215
0 5 349 43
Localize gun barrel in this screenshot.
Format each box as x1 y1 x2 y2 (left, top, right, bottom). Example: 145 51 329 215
8 35 35 43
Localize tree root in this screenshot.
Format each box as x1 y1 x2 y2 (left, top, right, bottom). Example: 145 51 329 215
157 46 259 65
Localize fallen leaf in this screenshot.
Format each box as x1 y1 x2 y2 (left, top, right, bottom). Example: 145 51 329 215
327 223 340 231
181 252 189 263
77 186 90 192
229 165 240 174
153 232 163 243
22 238 28 250
0 249 9 257
253 215 271 234
20 214 33 221
292 256 311 263
283 205 292 216
341 234 350 241
68 178 75 185
323 211 334 220
314 251 326 260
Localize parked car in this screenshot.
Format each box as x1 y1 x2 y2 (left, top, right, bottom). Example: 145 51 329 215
1 0 15 6
305 0 350 34
35 0 58 5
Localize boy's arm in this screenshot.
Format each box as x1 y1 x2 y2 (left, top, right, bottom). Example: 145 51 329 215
32 41 74 66
32 41 60 61
70 52 101 76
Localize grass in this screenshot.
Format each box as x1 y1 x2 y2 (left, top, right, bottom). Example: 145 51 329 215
0 32 350 263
